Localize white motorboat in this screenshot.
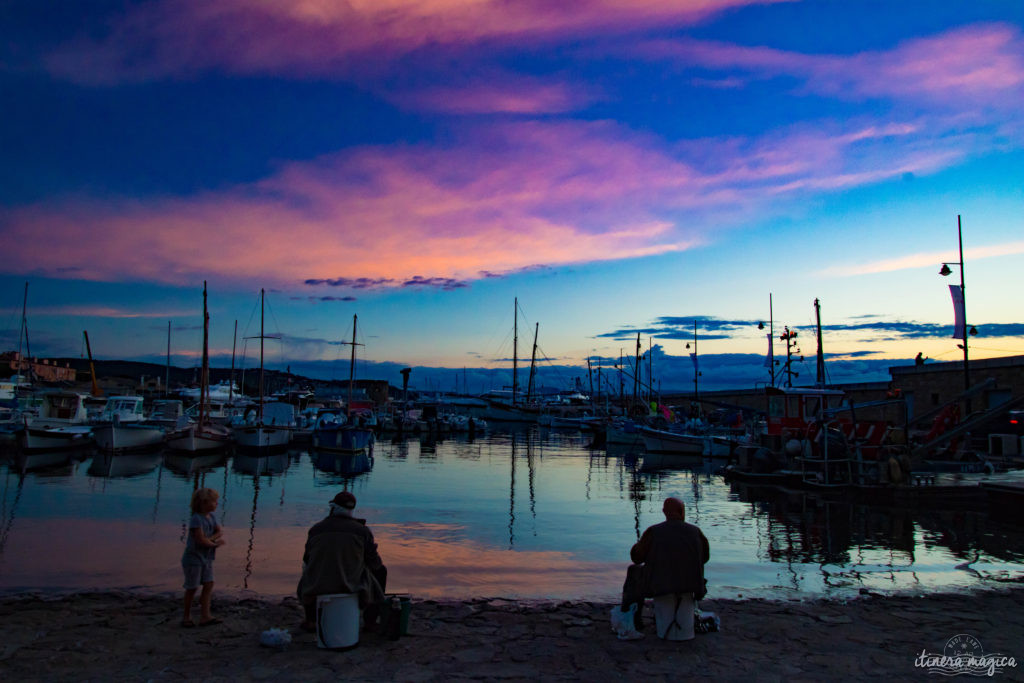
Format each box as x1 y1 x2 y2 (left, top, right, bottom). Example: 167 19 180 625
92 396 165 452
21 391 94 451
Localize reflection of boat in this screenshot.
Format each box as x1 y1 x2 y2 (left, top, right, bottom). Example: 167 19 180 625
311 448 373 477
232 453 290 476
14 448 74 472
88 452 162 478
163 451 226 477
21 392 94 451
641 451 710 472
92 396 165 452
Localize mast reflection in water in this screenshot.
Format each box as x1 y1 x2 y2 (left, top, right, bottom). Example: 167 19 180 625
1 427 1023 601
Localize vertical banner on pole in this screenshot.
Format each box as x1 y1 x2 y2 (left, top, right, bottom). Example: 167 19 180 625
949 285 965 339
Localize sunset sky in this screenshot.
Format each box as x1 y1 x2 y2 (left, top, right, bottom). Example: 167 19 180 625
1 0 1022 392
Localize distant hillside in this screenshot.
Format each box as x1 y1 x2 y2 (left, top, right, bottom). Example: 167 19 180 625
51 357 328 394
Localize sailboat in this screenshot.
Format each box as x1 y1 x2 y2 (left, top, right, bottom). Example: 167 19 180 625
480 298 540 423
166 282 233 453
234 289 294 453
311 315 374 453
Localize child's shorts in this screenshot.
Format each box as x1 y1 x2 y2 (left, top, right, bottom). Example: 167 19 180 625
182 561 214 589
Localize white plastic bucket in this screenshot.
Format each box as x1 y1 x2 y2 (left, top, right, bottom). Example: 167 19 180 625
316 593 360 650
653 593 695 641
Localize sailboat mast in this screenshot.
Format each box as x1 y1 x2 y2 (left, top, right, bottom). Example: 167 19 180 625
769 293 775 387
815 297 825 387
83 330 101 396
199 281 209 427
166 321 171 397
512 298 518 406
348 314 357 417
229 319 237 405
527 322 538 403
258 290 265 421
692 321 699 405
648 338 653 404
632 333 640 411
16 282 28 379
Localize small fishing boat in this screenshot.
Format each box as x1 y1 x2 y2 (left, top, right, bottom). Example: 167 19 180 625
21 391 94 451
92 396 165 452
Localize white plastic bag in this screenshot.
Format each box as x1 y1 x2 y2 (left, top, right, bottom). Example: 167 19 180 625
610 603 644 640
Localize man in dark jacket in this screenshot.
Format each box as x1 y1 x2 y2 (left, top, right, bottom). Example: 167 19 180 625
297 491 388 632
621 497 709 630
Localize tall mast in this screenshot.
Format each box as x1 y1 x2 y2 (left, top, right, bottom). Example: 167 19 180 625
258 289 265 421
347 314 358 417
648 338 653 403
512 298 518 405
166 321 171 397
527 322 539 403
17 282 28 380
229 319 237 405
814 297 825 387
768 293 775 387
83 330 101 396
199 281 209 427
632 333 640 410
692 321 699 404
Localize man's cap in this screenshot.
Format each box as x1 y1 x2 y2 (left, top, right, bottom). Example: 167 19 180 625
331 491 357 509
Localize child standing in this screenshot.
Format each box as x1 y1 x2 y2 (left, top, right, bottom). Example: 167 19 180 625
181 487 225 627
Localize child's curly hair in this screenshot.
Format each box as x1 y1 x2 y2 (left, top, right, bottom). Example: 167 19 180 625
190 487 219 514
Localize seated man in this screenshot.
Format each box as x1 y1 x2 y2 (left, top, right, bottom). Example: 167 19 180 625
297 491 387 632
621 496 709 636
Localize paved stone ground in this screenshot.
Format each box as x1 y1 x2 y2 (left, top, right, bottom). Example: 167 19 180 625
1 590 1023 681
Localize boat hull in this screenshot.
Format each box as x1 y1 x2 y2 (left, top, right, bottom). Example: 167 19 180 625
234 425 292 453
640 428 705 455
312 426 374 453
93 423 165 452
21 425 94 451
166 424 232 453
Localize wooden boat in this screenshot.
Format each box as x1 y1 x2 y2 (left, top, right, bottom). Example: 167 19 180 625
639 426 705 455
312 315 374 453
166 282 233 453
233 289 293 453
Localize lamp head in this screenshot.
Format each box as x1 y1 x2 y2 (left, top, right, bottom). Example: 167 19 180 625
939 263 953 277
758 321 765 330
969 326 978 336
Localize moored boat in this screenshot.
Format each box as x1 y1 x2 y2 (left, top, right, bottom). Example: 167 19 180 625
21 391 94 451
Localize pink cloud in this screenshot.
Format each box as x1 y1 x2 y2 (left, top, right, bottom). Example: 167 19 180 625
0 117 990 289
639 23 1024 106
43 0 787 85
388 78 598 115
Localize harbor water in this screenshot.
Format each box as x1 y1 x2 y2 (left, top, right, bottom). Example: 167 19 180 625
2 426 1023 601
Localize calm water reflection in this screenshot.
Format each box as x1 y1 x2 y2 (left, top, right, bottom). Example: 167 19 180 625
1 427 1023 601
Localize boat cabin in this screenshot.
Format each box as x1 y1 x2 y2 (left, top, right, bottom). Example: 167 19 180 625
36 392 90 424
98 396 145 423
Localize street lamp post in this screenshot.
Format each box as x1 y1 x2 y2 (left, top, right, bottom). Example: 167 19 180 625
939 214 972 415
